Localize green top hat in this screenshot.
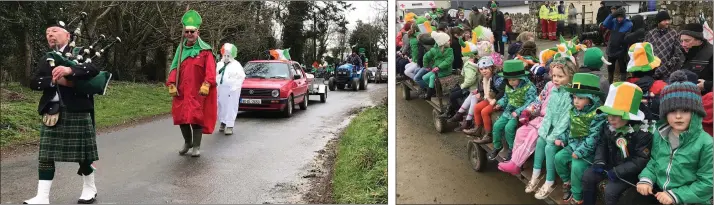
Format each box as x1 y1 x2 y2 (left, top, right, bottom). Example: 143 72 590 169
564 73 605 98
359 48 365 54
498 60 529 78
182 10 203 30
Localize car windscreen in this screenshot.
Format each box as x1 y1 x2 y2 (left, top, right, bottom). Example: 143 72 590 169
243 62 291 79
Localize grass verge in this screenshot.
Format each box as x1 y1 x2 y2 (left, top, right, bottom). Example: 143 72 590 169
332 104 387 204
1 81 171 147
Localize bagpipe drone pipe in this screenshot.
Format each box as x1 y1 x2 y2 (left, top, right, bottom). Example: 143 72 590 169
47 9 121 96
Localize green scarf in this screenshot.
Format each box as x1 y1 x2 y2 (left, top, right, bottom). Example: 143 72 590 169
218 63 228 84
170 37 213 71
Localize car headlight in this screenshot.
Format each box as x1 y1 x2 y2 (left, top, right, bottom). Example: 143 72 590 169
271 90 280 97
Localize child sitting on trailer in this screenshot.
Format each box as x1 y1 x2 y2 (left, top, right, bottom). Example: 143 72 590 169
636 72 713 204
486 60 537 161
553 73 607 204
524 57 576 198
581 82 653 205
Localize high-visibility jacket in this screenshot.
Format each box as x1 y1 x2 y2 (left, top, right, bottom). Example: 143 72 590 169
548 6 559 20
539 5 549 19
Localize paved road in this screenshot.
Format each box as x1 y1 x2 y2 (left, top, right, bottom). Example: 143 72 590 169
395 85 545 204
1 83 387 204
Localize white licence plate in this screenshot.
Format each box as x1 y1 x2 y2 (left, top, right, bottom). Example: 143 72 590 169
241 99 262 104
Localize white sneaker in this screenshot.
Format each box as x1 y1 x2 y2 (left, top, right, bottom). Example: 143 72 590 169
24 180 52 204
525 177 540 193
534 183 556 200
78 173 97 204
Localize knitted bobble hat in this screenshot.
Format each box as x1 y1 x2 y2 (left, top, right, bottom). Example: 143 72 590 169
659 71 706 119
655 11 671 23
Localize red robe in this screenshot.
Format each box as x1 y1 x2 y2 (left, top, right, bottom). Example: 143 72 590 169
166 50 218 134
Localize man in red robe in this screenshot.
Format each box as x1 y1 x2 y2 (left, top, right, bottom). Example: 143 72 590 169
166 10 217 157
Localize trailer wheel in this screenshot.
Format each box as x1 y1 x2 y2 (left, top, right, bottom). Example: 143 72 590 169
433 109 446 133
402 83 411 100
468 141 486 172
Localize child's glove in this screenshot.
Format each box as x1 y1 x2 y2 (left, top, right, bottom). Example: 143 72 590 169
168 84 178 97
199 82 210 96
431 67 440 73
519 110 530 124
606 169 617 181
591 164 605 174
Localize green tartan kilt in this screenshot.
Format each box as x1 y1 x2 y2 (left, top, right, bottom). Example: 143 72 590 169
38 111 99 162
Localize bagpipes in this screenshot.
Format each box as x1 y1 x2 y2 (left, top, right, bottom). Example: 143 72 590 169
47 9 121 96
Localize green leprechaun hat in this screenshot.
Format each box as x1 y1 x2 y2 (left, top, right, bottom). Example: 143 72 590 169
626 42 660 73
564 73 605 98
582 47 611 70
597 82 646 121
182 10 202 30
359 48 366 54
498 60 528 78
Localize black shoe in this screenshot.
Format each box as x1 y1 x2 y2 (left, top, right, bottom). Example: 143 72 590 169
562 183 573 202
488 148 502 161
421 88 435 100
504 149 512 161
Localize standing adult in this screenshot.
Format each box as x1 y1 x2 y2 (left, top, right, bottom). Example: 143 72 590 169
539 2 550 39
455 10 471 29
645 11 684 80
24 20 101 204
469 6 486 28
602 7 632 83
216 43 245 136
567 3 578 37
680 23 713 94
490 2 506 55
548 2 559 40
167 10 218 157
556 1 566 39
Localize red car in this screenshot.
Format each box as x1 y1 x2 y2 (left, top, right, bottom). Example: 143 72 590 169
239 60 309 117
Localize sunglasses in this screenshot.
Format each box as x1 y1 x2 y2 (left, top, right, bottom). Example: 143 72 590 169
184 30 196 34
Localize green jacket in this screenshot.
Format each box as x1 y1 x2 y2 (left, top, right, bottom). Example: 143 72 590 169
497 77 537 120
558 93 606 159
538 85 574 143
409 33 419 61
460 59 479 91
638 114 713 204
423 47 453 78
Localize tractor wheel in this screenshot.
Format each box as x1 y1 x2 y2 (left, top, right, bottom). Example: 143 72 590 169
359 71 367 90
433 109 446 133
320 91 327 103
352 79 359 91
328 78 336 91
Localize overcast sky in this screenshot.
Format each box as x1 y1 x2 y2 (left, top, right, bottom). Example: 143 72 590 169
344 1 386 30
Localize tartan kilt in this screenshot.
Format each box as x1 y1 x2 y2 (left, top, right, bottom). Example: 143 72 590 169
38 111 99 162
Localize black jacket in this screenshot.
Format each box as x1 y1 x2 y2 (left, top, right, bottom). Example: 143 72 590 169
348 54 363 67
596 6 610 24
29 46 100 115
623 15 646 49
450 37 463 72
490 10 505 32
594 124 653 180
682 42 714 94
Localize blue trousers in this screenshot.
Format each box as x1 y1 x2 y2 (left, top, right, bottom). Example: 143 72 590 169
414 68 429 89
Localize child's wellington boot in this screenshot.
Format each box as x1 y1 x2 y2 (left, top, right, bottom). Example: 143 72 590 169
498 161 521 176
454 120 473 132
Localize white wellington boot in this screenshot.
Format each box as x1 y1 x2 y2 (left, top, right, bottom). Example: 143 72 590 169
23 180 52 204
77 173 97 204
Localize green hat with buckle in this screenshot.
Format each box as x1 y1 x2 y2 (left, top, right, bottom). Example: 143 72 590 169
564 73 605 98
498 59 529 78
182 10 203 30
